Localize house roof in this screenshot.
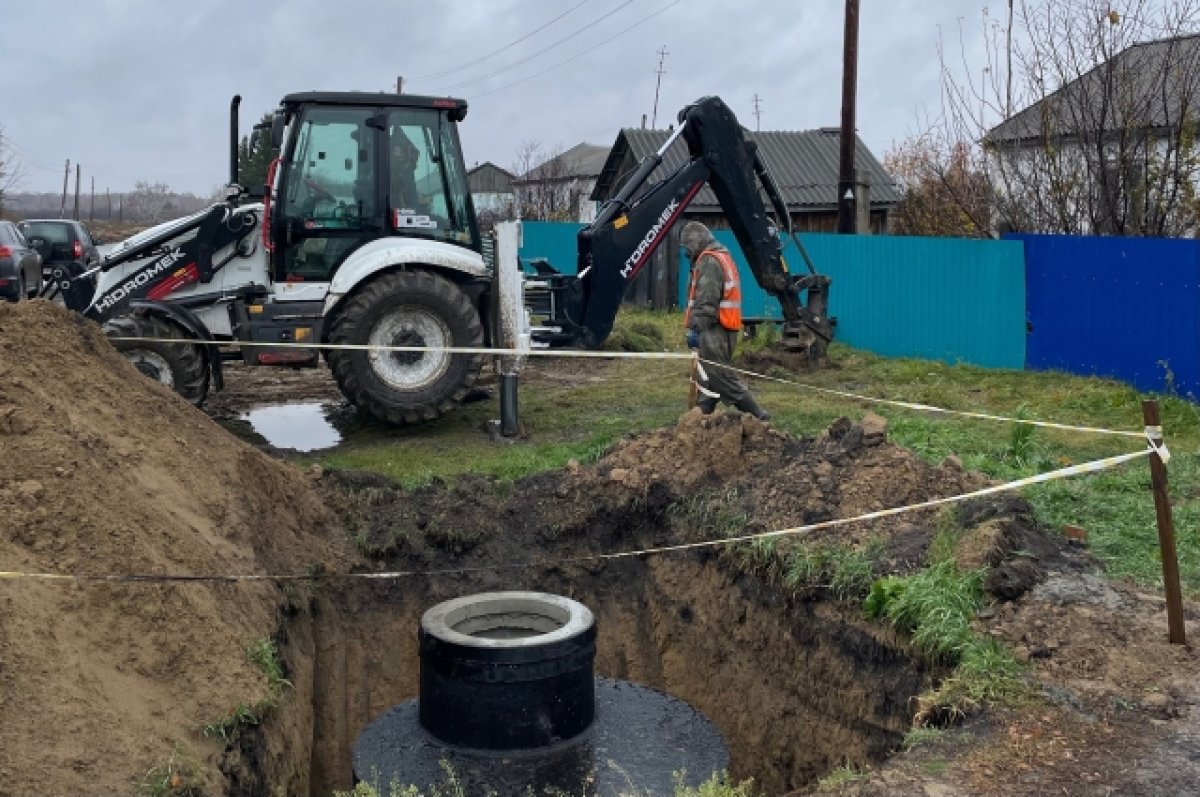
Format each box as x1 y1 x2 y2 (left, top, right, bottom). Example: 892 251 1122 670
517 142 611 182
986 33 1200 145
592 127 901 209
468 161 515 180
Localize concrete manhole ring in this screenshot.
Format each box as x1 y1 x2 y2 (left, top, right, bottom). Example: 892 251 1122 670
419 591 597 749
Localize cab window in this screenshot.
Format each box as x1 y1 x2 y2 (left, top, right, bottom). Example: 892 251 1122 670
283 107 378 231
386 108 477 249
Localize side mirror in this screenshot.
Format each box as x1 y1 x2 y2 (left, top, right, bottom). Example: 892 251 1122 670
270 114 286 149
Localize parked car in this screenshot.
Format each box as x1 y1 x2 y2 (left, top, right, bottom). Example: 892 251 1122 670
17 219 101 284
0 221 42 302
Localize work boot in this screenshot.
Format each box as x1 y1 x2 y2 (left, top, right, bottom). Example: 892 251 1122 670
734 395 770 421
697 396 718 415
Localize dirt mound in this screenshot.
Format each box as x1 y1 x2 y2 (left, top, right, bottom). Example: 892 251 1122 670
344 408 1015 591
0 301 351 796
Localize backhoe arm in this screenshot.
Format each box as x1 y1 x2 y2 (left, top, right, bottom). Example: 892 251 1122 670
534 95 832 358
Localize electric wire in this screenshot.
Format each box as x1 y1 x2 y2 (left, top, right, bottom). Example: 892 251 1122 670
416 0 590 81
431 0 636 93
472 0 685 99
2 135 60 173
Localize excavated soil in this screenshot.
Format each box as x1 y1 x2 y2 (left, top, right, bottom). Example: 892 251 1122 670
0 301 354 796
1 300 1197 797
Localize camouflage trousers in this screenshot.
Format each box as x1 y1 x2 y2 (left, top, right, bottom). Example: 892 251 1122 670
696 326 752 405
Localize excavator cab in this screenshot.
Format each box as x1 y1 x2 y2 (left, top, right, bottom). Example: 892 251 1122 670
268 93 480 283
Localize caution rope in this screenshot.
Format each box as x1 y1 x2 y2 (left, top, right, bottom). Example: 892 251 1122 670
107 336 1147 440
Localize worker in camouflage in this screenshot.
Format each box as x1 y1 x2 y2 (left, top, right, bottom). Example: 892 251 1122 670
681 221 770 420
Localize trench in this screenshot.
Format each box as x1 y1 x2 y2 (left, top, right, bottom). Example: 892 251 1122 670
230 411 978 795
262 553 930 797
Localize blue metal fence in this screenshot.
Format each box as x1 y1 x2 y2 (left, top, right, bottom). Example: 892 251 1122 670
518 220 1198 393
681 232 1028 369
518 221 584 274
1010 233 1200 396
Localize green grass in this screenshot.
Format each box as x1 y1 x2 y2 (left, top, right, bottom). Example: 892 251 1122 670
814 764 867 791
672 772 758 797
313 308 1200 595
135 744 205 797
335 768 756 797
865 560 1030 720
202 637 291 742
901 726 949 751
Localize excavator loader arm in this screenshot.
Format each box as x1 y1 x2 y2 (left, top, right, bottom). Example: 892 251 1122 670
532 95 833 359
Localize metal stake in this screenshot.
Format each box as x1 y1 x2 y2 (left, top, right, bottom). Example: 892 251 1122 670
500 375 519 438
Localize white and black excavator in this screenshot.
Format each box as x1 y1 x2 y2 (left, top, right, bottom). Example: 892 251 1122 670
43 92 832 431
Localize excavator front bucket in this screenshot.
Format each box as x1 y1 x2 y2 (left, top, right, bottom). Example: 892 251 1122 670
779 273 834 363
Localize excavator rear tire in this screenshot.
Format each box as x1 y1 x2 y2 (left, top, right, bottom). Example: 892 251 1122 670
327 269 484 425
104 312 210 406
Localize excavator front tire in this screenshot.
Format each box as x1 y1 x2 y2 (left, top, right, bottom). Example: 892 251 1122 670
104 312 210 406
327 269 484 425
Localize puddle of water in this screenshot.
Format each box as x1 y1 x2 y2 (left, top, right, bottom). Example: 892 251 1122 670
242 403 342 452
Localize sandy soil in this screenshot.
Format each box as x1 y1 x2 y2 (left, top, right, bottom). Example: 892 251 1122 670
0 301 354 796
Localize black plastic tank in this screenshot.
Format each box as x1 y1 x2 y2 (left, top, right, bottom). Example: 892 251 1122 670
353 591 729 796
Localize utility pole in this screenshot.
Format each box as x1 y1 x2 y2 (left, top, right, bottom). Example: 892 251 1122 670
396 75 405 94
837 0 860 234
73 163 81 220
1005 0 1014 117
651 46 669 128
90 176 95 221
752 94 763 131
60 159 70 219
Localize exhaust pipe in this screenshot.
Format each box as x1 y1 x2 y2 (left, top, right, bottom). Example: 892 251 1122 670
229 94 242 187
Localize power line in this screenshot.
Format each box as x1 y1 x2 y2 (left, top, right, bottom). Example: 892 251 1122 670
3 135 60 173
432 0 636 93
473 0 684 99
416 0 589 81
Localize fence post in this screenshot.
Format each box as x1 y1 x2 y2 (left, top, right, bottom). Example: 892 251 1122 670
1142 399 1186 645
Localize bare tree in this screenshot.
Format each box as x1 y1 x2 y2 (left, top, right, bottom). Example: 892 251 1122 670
885 130 994 236
511 140 582 221
123 181 176 223
936 0 1200 236
0 127 27 217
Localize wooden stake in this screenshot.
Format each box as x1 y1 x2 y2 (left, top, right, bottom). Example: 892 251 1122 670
1143 400 1187 645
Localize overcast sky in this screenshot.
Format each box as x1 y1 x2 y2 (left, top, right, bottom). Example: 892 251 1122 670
1 0 995 196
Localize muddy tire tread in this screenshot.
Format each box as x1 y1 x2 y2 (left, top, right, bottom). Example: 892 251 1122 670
326 269 483 425
104 313 209 406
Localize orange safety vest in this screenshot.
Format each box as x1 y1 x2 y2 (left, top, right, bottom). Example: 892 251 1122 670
684 248 742 331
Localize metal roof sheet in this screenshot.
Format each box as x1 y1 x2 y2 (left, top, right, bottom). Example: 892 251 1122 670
986 33 1200 145
516 142 611 181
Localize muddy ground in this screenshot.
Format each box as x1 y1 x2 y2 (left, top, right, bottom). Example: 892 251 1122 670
1 302 1198 797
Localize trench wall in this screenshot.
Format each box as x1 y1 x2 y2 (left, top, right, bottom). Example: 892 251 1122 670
279 557 927 797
